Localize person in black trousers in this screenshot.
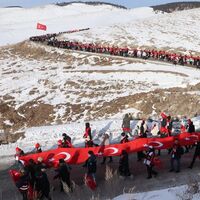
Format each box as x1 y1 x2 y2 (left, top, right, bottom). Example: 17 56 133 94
189 142 200 169
35 170 51 200
169 139 184 173
26 159 36 188
16 169 29 200
138 121 147 161
187 119 195 133
118 150 131 177
144 146 158 179
54 159 72 192
83 151 97 183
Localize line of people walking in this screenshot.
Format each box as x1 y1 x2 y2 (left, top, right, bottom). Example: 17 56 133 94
13 113 200 199
29 33 200 68
14 138 200 200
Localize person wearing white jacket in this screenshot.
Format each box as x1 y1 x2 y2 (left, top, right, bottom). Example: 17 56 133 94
100 133 113 164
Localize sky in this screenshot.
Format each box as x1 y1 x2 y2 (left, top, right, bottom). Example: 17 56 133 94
0 0 200 8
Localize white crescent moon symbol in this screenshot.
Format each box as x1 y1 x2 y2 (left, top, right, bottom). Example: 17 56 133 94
104 147 119 155
19 160 25 165
185 135 199 141
49 158 55 162
190 135 199 140
56 152 71 161
144 141 163 148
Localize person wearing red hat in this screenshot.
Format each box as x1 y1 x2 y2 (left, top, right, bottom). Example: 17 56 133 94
83 123 93 147
15 147 25 168
35 143 42 153
15 147 25 158
57 139 63 148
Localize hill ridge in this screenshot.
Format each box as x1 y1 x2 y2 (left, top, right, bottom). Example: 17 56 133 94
152 1 200 13
55 1 127 9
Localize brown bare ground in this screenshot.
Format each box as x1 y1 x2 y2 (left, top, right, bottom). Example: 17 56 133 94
1 41 200 143
0 99 54 143
1 82 200 143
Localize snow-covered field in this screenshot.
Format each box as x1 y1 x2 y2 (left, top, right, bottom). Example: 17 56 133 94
1 3 200 199
1 48 200 113
0 5 156 46
0 111 134 159
59 7 200 54
1 4 200 55
1 43 200 136
1 3 200 162
114 184 200 200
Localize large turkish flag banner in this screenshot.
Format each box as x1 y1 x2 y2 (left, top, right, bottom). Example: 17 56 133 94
19 132 200 166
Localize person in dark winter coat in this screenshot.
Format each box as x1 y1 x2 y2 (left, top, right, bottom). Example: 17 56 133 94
16 169 29 200
137 122 147 161
35 170 51 200
187 119 195 133
54 159 72 192
35 157 47 173
144 146 158 179
84 151 97 182
118 150 131 177
26 159 36 188
169 139 184 173
120 132 129 144
167 116 173 136
189 142 200 168
140 120 147 138
62 133 72 148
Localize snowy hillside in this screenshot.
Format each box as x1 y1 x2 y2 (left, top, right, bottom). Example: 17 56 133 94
0 4 156 46
1 40 200 137
1 3 200 52
60 8 200 54
1 4 200 199
1 3 200 157
1 49 200 110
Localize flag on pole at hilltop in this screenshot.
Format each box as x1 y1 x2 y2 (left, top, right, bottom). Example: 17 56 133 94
36 23 47 31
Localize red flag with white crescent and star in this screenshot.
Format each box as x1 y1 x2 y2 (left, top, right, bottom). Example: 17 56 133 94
36 23 47 31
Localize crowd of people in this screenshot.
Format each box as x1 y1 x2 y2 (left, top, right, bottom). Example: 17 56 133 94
13 113 200 199
29 28 90 43
29 33 200 68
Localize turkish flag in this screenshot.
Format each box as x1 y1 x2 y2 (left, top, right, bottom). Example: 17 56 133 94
19 132 200 166
36 23 47 31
